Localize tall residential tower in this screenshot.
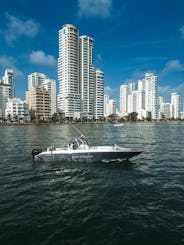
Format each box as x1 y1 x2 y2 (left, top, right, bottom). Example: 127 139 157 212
58 24 80 118
79 35 95 119
57 24 104 120
0 69 14 116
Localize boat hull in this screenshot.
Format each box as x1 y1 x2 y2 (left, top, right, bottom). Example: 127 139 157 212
34 150 142 163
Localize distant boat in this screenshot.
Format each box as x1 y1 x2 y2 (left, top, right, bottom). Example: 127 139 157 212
113 123 125 127
32 136 142 163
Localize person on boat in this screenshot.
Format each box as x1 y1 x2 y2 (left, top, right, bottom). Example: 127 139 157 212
73 141 78 149
68 143 73 150
80 134 89 145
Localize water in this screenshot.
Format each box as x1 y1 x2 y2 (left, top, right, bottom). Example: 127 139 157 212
0 123 183 245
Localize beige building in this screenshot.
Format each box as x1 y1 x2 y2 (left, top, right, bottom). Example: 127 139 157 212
26 87 51 120
28 72 56 115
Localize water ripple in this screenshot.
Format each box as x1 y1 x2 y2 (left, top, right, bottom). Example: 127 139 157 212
0 123 183 244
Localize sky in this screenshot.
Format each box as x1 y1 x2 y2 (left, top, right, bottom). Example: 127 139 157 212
0 0 184 103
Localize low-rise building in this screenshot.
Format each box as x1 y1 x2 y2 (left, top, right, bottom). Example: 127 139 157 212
5 98 30 122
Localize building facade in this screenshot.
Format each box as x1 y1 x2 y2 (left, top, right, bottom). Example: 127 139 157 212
79 35 95 119
120 82 135 116
119 73 158 120
171 92 181 119
159 102 171 119
5 98 30 122
0 69 14 116
94 69 104 119
41 79 56 115
144 73 158 120
57 24 104 120
27 72 56 115
58 24 80 118
28 72 47 90
26 87 51 121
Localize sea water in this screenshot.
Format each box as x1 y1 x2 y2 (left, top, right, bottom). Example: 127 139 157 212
0 122 183 244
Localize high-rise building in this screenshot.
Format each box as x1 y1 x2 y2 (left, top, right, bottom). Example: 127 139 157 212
119 74 158 120
94 68 104 119
58 24 80 118
159 102 171 119
128 90 139 113
144 73 158 120
58 24 104 120
109 99 116 115
0 69 14 116
120 82 135 115
79 35 95 119
104 94 110 117
42 79 56 115
171 92 181 119
120 85 128 114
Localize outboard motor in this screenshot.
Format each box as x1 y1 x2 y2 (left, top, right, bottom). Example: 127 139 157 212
32 149 42 158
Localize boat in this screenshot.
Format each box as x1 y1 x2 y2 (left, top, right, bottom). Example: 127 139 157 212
32 135 142 163
113 123 124 127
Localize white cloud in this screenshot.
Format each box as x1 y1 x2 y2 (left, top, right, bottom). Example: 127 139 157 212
162 60 184 75
4 13 39 44
78 0 112 18
0 55 15 67
159 83 184 102
0 55 25 80
104 85 118 98
158 85 173 100
30 50 56 66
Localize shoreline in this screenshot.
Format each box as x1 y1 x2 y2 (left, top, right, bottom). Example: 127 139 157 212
0 120 184 126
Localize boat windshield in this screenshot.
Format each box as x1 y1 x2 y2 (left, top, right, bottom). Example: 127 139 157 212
69 136 89 150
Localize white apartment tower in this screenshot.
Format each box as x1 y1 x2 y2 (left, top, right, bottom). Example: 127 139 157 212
42 79 56 115
128 90 139 113
109 99 116 115
160 103 171 119
120 85 128 114
58 24 80 118
104 94 109 117
144 73 158 120
79 35 95 119
171 92 180 119
120 82 135 115
0 69 14 116
94 68 104 119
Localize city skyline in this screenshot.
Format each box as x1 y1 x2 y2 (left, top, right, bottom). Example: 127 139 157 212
0 0 184 102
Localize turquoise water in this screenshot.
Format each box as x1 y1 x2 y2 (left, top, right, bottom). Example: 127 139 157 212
0 123 183 244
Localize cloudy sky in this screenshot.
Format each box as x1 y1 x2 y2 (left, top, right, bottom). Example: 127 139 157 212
0 0 184 102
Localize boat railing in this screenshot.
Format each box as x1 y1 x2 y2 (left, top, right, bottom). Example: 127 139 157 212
47 146 56 151
114 144 120 150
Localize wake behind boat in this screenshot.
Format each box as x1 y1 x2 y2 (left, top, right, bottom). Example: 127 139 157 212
32 136 142 163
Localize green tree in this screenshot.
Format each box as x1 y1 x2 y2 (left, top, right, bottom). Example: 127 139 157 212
127 112 138 122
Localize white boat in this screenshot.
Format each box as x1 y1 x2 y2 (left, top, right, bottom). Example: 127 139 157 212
32 136 142 163
113 123 124 127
